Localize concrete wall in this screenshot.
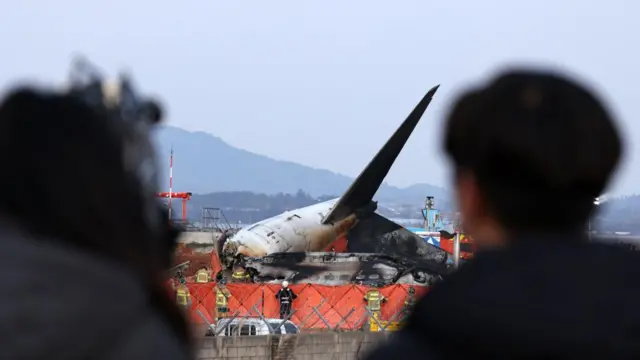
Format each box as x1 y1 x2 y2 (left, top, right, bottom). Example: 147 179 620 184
197 332 389 360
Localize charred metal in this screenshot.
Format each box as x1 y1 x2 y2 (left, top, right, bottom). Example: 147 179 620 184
239 252 448 287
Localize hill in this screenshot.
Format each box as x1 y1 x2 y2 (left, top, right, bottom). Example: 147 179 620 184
152 125 640 232
152 126 446 203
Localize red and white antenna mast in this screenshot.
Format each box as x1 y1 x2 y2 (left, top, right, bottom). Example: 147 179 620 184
157 145 192 222
168 145 173 220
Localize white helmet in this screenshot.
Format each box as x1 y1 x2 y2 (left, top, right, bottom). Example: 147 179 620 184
282 281 289 288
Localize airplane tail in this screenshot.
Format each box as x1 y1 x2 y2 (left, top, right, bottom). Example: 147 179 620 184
322 85 440 225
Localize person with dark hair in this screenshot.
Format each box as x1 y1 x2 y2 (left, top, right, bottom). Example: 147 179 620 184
0 61 192 359
366 70 640 359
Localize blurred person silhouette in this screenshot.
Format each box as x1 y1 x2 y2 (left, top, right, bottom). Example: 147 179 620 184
366 69 640 359
0 59 192 359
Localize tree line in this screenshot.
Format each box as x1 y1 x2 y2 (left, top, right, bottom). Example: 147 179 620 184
182 190 331 225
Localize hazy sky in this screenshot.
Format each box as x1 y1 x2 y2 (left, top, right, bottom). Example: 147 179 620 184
2 0 638 194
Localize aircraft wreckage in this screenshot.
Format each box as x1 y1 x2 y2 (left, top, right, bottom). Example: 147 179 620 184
216 85 455 287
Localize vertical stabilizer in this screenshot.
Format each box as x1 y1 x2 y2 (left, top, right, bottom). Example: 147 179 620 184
322 85 440 225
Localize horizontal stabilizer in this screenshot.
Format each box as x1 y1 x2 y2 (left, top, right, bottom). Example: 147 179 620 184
323 85 440 225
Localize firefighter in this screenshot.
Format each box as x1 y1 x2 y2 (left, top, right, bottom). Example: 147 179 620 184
364 289 386 312
275 280 297 319
215 281 231 320
402 287 416 322
231 266 250 283
175 284 192 309
173 269 191 308
195 267 210 283
364 289 386 331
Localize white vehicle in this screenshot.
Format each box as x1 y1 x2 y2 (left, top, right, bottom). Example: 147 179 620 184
209 317 300 336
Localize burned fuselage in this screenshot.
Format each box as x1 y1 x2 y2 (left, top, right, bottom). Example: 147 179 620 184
225 213 453 287
240 252 446 287
219 199 357 264
218 209 453 286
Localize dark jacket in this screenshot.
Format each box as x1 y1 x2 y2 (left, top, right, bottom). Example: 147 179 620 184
276 288 297 303
366 233 640 359
0 220 192 360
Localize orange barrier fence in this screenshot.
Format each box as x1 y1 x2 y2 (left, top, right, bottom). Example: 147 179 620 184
182 283 428 330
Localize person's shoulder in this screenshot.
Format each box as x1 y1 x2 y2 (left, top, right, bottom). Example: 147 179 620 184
515 236 640 271
104 311 191 360
363 330 442 360
462 237 640 282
